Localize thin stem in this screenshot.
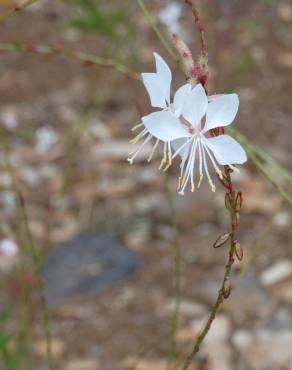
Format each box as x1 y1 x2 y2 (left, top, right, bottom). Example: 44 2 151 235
181 169 237 370
2 136 53 369
15 191 54 370
165 174 182 370
0 0 39 22
184 0 207 60
0 42 139 80
136 0 177 61
0 132 32 369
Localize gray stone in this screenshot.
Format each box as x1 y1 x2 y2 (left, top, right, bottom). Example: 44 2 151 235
43 234 140 306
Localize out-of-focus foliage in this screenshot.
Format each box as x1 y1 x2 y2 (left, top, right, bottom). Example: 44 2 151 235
66 0 135 59
0 312 19 370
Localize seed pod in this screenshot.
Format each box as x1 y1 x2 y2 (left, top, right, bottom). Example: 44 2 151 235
213 233 231 248
223 277 232 299
234 240 243 261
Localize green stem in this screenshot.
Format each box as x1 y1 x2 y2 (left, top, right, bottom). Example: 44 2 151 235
165 175 182 370
0 0 39 22
136 0 177 61
0 42 139 80
15 193 54 370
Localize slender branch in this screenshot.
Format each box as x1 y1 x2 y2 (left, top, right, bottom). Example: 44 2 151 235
181 169 238 370
136 0 177 61
165 174 182 370
0 0 39 23
15 190 54 370
0 42 139 80
184 0 207 60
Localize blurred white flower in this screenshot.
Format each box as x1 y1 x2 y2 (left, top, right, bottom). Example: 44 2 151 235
35 126 57 154
159 2 182 35
0 239 19 257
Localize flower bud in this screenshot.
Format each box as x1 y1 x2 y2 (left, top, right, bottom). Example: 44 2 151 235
223 277 232 299
234 240 243 261
213 233 230 248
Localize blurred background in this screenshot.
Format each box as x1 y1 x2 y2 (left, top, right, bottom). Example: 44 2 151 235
0 0 292 369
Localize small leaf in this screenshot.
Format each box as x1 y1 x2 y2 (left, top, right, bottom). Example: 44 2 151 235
223 277 232 299
213 233 231 248
234 240 243 261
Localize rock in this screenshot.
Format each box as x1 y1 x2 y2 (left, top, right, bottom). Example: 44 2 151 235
122 357 165 370
278 3 292 22
260 260 292 286
35 126 58 154
191 315 232 370
233 328 292 370
65 358 98 370
163 299 206 318
277 53 292 68
43 234 140 306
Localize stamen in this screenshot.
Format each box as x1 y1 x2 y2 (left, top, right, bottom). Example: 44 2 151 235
198 140 203 188
197 174 203 188
178 146 191 189
202 140 223 180
201 141 216 192
162 142 173 171
179 139 197 194
159 142 167 170
129 128 148 144
229 165 240 173
190 141 198 192
172 137 192 160
127 134 152 164
131 123 143 131
147 139 160 162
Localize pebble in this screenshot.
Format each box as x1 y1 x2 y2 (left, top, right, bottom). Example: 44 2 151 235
260 260 292 286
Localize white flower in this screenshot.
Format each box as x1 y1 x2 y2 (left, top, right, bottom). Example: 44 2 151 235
128 53 247 194
127 52 191 169
170 84 247 194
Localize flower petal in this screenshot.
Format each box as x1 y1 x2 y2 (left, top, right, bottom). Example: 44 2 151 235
141 53 172 109
204 135 247 165
142 111 191 142
173 83 192 116
203 94 239 133
180 84 208 128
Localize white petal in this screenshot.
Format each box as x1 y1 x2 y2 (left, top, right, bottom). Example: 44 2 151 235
154 52 172 94
141 53 172 109
142 73 168 109
203 94 239 133
173 83 192 116
204 135 247 165
180 84 208 128
142 111 190 142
